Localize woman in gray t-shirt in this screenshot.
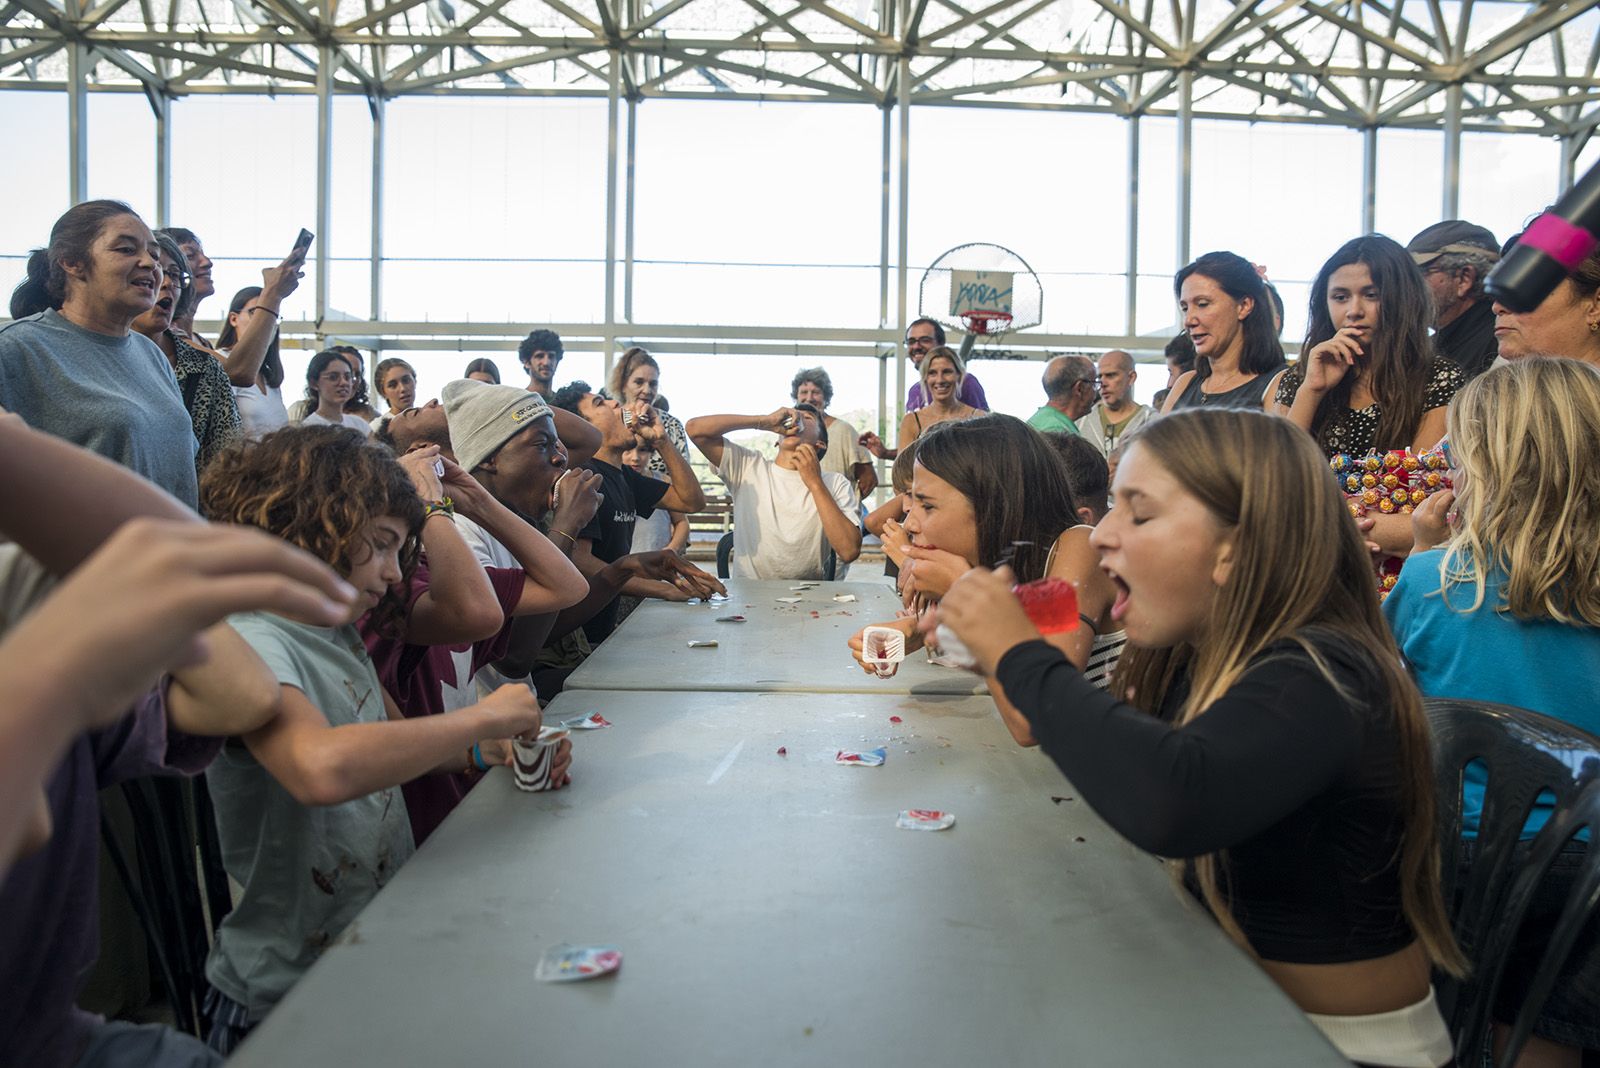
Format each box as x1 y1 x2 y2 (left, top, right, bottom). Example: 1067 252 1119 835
1 199 201 505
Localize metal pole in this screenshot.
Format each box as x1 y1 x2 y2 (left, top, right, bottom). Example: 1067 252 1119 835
153 91 171 228
1559 134 1577 194
67 38 88 203
1176 69 1193 270
604 51 620 380
878 102 892 441
1361 125 1377 233
624 94 636 325
1125 113 1139 335
1443 83 1462 219
895 54 910 426
370 93 384 324
314 42 333 331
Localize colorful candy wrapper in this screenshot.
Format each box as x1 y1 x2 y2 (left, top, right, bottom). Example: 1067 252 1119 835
896 809 956 831
536 944 622 983
716 615 747 623
559 713 611 730
836 747 887 767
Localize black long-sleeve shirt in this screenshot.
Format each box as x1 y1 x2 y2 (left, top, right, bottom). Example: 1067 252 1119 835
996 636 1415 964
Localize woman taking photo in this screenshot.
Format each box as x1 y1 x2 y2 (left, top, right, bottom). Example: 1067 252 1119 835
0 200 200 505
933 408 1464 1067
298 349 373 435
1163 251 1286 412
1273 235 1463 459
217 283 295 441
372 357 419 431
602 346 690 477
848 414 1126 735
888 346 979 455
130 232 243 473
1385 358 1600 1067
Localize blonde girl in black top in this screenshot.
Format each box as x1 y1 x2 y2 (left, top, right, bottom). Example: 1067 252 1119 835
932 408 1465 1067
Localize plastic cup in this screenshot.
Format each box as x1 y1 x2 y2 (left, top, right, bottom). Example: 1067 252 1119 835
1013 577 1079 635
861 625 907 678
512 726 570 792
930 623 978 670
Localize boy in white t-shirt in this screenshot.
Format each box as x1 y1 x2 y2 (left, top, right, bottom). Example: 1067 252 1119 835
686 403 861 581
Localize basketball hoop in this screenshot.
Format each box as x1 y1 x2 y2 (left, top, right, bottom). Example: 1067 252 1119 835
959 311 1013 336
918 243 1042 363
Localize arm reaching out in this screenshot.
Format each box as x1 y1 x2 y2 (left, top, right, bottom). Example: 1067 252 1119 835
0 517 355 875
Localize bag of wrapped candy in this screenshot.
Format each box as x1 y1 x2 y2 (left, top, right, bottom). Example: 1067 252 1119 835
1329 448 1453 598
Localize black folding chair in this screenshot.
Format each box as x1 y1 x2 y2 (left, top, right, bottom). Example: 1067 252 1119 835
1484 778 1600 1065
1425 698 1600 1065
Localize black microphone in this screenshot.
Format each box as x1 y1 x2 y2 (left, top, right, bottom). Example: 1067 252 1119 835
1486 160 1600 312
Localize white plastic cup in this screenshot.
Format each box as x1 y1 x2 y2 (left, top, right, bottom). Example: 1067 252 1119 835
931 622 978 671
862 625 907 678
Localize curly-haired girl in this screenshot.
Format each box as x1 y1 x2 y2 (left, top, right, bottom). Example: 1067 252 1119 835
195 425 543 1052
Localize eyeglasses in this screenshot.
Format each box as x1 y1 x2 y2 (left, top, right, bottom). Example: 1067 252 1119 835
162 267 191 286
318 371 354 383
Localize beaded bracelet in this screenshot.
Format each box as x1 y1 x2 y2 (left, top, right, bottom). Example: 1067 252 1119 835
423 496 455 520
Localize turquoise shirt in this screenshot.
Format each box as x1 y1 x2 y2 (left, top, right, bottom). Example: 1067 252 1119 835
1384 548 1600 837
1027 405 1079 434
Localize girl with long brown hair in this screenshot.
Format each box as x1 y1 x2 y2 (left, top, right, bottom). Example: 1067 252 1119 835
1275 234 1463 458
933 407 1464 1067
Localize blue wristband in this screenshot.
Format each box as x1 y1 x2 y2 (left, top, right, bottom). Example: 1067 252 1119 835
471 742 488 772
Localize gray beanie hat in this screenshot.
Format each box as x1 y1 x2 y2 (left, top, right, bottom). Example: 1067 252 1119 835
442 378 553 473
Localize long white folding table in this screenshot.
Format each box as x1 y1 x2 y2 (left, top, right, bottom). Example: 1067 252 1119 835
566 578 990 696
228 689 1345 1067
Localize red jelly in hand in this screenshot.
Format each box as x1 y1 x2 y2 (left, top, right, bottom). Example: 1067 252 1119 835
1013 577 1080 635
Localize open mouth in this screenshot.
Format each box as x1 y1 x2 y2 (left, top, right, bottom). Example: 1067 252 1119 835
1105 569 1131 622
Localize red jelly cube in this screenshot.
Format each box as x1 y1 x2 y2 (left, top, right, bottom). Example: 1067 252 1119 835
1013 577 1080 635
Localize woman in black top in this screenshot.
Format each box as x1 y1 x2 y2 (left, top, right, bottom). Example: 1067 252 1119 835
930 408 1464 1067
1162 252 1287 413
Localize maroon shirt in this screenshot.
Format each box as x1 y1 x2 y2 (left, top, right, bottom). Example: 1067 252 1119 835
362 562 526 845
